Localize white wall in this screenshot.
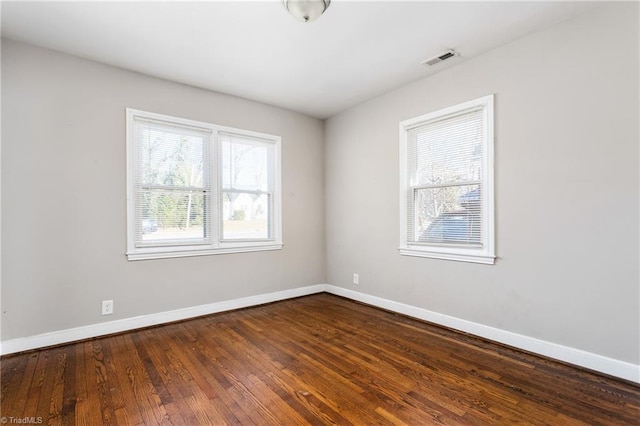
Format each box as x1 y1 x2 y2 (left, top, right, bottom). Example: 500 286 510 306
1 39 325 340
325 3 639 365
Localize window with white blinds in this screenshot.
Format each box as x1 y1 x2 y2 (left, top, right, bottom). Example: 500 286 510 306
126 109 282 260
399 95 495 264
220 133 275 241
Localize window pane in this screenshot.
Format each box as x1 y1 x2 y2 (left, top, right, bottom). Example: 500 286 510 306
411 109 483 186
138 190 207 243
413 184 482 245
221 138 270 191
128 109 282 259
139 127 204 188
222 192 270 240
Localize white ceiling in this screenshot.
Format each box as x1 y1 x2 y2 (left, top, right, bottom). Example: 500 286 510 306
1 1 599 119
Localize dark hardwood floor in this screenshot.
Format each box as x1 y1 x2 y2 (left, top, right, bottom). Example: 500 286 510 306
1 293 638 425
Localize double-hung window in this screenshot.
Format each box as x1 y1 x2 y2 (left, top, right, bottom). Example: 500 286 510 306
126 109 282 260
399 95 495 264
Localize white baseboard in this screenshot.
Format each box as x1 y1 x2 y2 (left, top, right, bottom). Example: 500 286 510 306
0 284 325 356
2 283 638 384
324 285 640 384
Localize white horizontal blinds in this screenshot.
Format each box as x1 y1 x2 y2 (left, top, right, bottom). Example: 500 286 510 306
133 117 211 247
219 133 273 241
408 107 484 246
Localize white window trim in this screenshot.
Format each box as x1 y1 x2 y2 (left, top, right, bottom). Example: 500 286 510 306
126 108 283 261
399 95 495 265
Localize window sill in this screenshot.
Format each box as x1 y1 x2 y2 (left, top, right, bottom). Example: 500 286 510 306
127 243 283 261
399 247 495 265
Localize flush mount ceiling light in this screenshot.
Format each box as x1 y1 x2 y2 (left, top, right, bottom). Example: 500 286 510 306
283 0 331 23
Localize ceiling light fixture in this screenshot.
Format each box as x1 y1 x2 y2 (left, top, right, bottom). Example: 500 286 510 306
283 0 331 23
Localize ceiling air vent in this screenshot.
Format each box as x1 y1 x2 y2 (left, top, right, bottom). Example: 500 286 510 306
421 49 458 67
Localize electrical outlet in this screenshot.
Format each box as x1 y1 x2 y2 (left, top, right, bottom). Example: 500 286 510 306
102 300 114 315
353 273 359 285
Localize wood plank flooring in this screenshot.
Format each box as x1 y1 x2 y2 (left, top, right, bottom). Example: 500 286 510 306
1 293 639 425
